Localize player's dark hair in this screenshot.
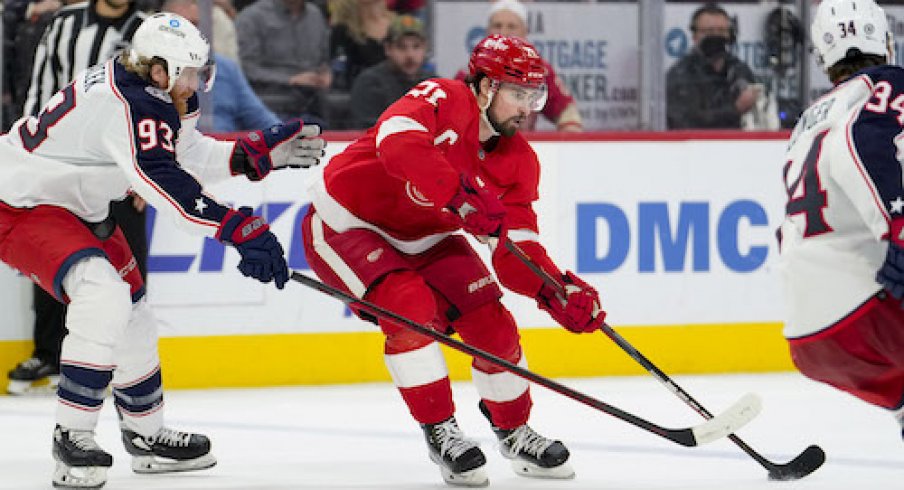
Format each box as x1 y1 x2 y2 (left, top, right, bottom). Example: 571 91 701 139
690 3 729 32
465 72 491 96
827 51 887 84
690 2 737 44
119 52 168 83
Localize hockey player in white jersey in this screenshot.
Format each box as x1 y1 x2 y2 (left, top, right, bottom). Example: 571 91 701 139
779 0 904 440
0 12 325 489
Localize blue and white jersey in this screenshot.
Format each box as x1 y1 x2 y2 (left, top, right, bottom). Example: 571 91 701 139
0 59 236 236
779 65 904 338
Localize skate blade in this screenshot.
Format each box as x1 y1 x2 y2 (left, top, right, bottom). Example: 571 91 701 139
52 461 107 489
131 453 216 474
428 452 488 487
8 375 59 396
438 466 488 487
510 459 575 480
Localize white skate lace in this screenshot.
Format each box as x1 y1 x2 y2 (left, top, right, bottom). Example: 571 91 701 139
67 430 103 451
19 357 43 370
501 425 554 458
433 420 478 460
151 428 192 447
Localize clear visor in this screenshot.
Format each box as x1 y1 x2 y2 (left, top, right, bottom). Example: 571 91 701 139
174 60 216 93
496 82 548 112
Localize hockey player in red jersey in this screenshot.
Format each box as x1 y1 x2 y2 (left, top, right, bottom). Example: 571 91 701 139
302 34 604 486
780 0 904 441
0 12 325 488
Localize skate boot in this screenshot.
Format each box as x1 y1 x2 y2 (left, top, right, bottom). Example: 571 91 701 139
7 356 59 395
52 425 113 489
421 416 488 487
479 401 574 479
121 427 216 474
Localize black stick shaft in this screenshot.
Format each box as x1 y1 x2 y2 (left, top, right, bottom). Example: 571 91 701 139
501 239 792 473
290 270 703 446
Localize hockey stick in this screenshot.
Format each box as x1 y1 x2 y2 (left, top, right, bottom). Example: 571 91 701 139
290 270 759 447
502 239 825 480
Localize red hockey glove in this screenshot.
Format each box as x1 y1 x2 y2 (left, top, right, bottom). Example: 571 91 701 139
878 218 904 304
446 175 506 238
233 119 326 181
537 271 606 333
216 207 289 289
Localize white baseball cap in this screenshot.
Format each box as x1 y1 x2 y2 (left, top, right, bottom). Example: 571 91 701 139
487 0 527 25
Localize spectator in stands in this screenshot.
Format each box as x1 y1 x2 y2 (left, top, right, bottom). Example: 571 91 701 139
212 56 283 131
236 0 331 125
328 0 393 92
385 0 423 17
2 0 67 129
163 0 281 131
349 14 434 129
666 3 759 129
455 0 582 132
212 0 240 62
234 0 325 16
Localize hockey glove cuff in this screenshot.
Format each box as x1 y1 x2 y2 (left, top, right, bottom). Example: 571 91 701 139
446 175 506 238
232 119 325 181
216 207 289 289
879 230 904 307
537 271 606 333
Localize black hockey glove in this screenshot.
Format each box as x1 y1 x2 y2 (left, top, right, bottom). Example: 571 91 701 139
216 207 289 289
877 241 904 303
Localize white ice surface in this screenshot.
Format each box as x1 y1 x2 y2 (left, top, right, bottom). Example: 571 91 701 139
1 372 901 489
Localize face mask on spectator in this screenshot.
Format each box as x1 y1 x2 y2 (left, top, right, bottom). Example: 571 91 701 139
698 35 729 60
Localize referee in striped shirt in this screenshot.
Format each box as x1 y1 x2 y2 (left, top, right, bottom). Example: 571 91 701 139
22 0 145 118
6 0 149 395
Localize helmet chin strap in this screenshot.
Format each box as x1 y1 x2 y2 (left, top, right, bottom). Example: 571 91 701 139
887 33 896 67
128 49 177 92
165 66 179 93
477 80 500 139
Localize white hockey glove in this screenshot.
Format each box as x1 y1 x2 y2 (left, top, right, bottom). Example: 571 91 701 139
232 119 326 181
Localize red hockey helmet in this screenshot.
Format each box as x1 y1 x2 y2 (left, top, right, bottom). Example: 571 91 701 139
468 34 547 89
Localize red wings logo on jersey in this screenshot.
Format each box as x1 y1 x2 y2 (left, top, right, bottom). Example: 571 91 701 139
405 182 434 207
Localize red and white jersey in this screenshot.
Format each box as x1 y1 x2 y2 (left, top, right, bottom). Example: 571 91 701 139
779 65 904 339
310 77 560 297
0 59 236 236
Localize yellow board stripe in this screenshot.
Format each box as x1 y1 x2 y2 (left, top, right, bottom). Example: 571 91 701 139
0 323 793 391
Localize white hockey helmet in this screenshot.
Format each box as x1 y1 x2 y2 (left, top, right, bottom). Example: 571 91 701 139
811 0 893 71
129 12 215 92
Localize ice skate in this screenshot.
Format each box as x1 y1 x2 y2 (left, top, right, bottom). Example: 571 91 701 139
7 356 59 395
480 401 574 479
121 427 216 474
422 417 488 487
52 425 113 489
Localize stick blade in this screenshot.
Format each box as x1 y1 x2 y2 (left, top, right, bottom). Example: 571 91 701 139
767 445 826 481
691 393 762 445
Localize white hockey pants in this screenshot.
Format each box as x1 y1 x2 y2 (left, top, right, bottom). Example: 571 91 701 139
56 256 163 436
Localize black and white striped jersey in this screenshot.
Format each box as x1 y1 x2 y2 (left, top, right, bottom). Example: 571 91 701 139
21 0 145 118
